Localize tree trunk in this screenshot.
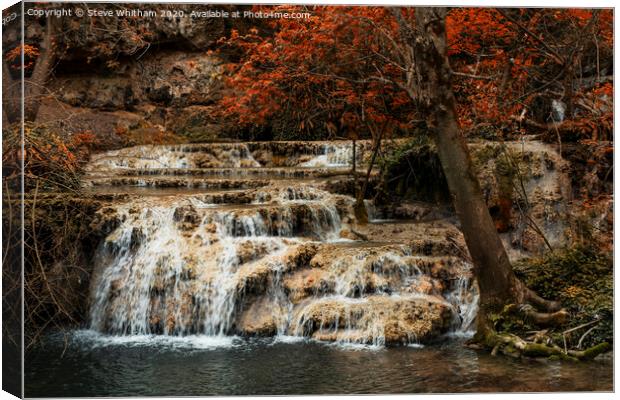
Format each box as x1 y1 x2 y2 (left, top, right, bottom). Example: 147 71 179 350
563 60 575 119
2 15 58 125
24 16 57 122
3 60 20 125
354 124 383 224
392 7 559 334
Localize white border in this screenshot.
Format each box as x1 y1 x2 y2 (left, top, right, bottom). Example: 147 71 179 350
0 1 616 400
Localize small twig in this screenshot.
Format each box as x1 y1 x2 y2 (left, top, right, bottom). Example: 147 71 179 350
350 228 369 241
562 333 568 354
451 70 496 80
496 9 565 66
563 318 601 335
577 325 598 349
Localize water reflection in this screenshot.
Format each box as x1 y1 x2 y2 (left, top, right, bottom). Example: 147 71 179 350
25 333 612 397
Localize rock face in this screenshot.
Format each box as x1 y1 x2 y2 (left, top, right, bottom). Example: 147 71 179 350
293 296 452 345
387 139 573 259
86 141 478 346
50 52 224 111
470 141 572 258
25 5 247 143
40 50 225 143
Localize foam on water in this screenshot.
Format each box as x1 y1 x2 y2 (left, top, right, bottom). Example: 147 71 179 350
300 143 358 167
271 335 308 344
323 340 385 352
86 143 479 347
65 330 240 349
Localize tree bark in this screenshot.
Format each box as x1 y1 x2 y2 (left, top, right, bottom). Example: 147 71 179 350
3 16 57 125
354 122 384 224
392 7 560 334
3 59 20 125
24 16 58 122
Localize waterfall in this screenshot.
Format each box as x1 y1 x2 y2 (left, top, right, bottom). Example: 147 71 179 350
89 194 345 335
300 143 358 167
86 143 261 171
445 270 479 335
86 142 478 345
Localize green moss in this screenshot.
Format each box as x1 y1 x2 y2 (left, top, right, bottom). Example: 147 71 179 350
522 342 559 357
580 342 611 360
472 143 503 168
489 303 533 334
380 135 451 203
513 246 613 348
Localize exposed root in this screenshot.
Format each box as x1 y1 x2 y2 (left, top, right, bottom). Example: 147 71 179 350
522 286 562 312
473 297 610 362
500 302 568 329
521 305 569 327
486 332 610 361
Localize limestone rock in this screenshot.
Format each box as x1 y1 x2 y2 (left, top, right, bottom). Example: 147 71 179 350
292 296 452 345
236 297 281 336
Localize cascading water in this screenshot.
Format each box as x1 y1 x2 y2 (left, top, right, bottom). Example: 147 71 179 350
86 143 262 170
89 192 345 334
86 142 478 346
299 143 360 167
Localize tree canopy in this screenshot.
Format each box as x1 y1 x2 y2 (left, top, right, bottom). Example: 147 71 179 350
217 6 613 141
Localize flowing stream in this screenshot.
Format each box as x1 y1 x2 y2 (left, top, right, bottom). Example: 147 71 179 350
84 141 478 344
24 141 611 395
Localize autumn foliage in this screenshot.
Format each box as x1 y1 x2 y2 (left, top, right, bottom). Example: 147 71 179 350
217 6 415 140
5 44 40 72
3 124 100 191
217 7 613 142
447 8 613 138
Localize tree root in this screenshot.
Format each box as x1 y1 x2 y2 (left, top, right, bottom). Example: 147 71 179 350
512 283 568 327
485 332 610 361
501 303 568 328
473 300 610 362
522 286 562 312
522 307 569 327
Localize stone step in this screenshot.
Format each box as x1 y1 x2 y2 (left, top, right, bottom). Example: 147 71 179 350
92 197 350 242
84 140 408 172
94 229 474 339
288 295 452 345
89 140 374 156
85 166 355 179
85 176 276 189
86 186 251 198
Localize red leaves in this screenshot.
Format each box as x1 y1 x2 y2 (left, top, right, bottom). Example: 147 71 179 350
216 7 611 140
215 5 414 137
5 44 40 71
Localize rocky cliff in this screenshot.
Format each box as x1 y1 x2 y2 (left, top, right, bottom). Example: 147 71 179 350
17 4 258 145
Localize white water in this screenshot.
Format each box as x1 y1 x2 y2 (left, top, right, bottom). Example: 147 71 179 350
87 143 478 346
90 189 345 335
64 329 241 350
86 143 261 171
300 143 359 167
